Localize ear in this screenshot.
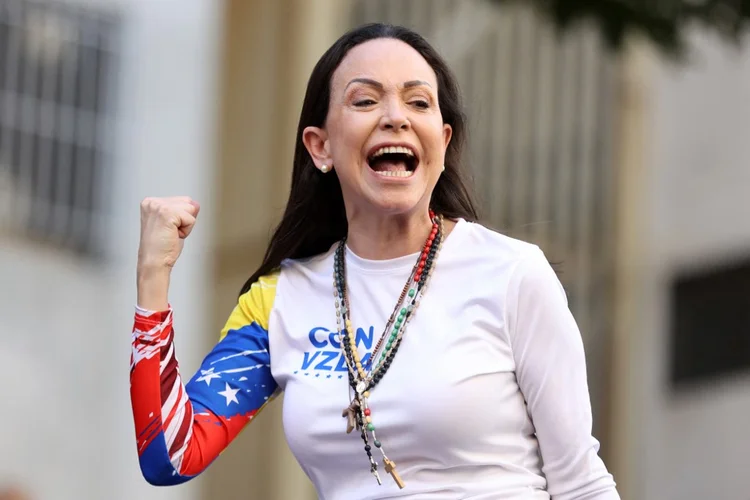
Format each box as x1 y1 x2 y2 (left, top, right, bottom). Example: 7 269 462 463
442 123 453 150
302 126 332 170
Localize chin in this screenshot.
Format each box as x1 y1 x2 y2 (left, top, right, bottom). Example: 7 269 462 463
363 190 429 216
346 161 437 216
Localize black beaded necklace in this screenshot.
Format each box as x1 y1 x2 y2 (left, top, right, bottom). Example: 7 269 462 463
333 211 444 488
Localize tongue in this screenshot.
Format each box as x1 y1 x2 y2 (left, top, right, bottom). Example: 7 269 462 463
370 158 408 172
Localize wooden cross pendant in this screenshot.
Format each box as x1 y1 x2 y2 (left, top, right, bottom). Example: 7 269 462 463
383 458 405 489
341 398 360 434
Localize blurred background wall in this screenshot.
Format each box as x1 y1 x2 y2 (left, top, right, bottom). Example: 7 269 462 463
611 29 750 500
0 1 748 499
0 0 223 499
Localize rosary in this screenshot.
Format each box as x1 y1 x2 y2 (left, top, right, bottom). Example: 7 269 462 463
333 211 444 488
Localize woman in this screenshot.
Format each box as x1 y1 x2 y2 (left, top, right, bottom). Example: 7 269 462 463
131 23 620 500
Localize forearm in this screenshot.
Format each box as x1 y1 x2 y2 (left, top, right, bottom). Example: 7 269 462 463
136 265 171 312
130 302 279 486
130 308 198 485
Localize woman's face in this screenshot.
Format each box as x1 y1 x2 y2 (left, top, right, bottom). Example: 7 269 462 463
305 38 452 218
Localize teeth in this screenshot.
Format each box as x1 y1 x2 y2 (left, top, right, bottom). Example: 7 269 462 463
371 145 415 158
374 170 415 178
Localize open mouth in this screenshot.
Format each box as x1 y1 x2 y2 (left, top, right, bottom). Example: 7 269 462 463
366 145 419 178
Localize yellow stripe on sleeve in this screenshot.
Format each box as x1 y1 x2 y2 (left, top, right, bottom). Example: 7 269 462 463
219 270 279 341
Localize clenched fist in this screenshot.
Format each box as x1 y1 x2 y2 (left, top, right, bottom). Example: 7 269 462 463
136 196 200 311
138 196 200 270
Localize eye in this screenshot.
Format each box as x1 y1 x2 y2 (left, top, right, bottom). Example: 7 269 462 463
354 99 377 107
410 100 430 109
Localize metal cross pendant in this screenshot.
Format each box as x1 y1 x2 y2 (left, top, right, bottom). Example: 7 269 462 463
370 464 382 485
383 458 405 489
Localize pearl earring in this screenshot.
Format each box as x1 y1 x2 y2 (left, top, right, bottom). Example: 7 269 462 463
442 165 446 172
320 164 330 173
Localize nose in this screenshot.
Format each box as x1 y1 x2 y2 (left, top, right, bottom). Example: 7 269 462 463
379 99 410 131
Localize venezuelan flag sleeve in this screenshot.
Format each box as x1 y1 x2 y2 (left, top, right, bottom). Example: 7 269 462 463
130 272 280 486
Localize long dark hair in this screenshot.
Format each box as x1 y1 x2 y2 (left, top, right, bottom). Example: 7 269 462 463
239 23 479 296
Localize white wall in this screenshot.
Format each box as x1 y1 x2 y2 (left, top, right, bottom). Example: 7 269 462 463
0 1 223 499
636 28 750 500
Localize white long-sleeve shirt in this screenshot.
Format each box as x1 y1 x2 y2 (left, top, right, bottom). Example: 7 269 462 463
131 218 619 499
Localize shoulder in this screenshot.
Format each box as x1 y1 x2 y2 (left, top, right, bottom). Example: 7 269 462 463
455 219 546 269
220 270 281 341
493 240 567 330
453 220 561 299
279 244 336 277
239 270 280 311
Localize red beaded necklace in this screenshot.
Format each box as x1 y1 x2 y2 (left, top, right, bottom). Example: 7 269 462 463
333 210 445 488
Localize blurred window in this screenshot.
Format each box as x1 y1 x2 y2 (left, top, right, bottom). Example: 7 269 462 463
0 0 118 257
670 256 750 388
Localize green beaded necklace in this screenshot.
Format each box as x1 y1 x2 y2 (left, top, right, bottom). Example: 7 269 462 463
333 211 445 488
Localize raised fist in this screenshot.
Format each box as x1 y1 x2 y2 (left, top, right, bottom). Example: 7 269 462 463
137 196 200 270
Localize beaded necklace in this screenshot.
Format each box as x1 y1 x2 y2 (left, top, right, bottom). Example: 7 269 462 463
333 211 445 488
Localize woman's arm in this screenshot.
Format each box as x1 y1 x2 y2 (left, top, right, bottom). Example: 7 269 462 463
130 273 279 485
506 247 620 500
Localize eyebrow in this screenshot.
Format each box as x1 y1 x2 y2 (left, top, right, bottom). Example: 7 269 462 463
344 78 433 91
403 80 432 89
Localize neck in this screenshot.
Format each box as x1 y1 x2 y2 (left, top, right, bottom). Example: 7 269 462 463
345 208 433 260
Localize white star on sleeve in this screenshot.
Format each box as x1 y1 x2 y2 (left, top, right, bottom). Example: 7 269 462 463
218 382 240 406
197 368 222 386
